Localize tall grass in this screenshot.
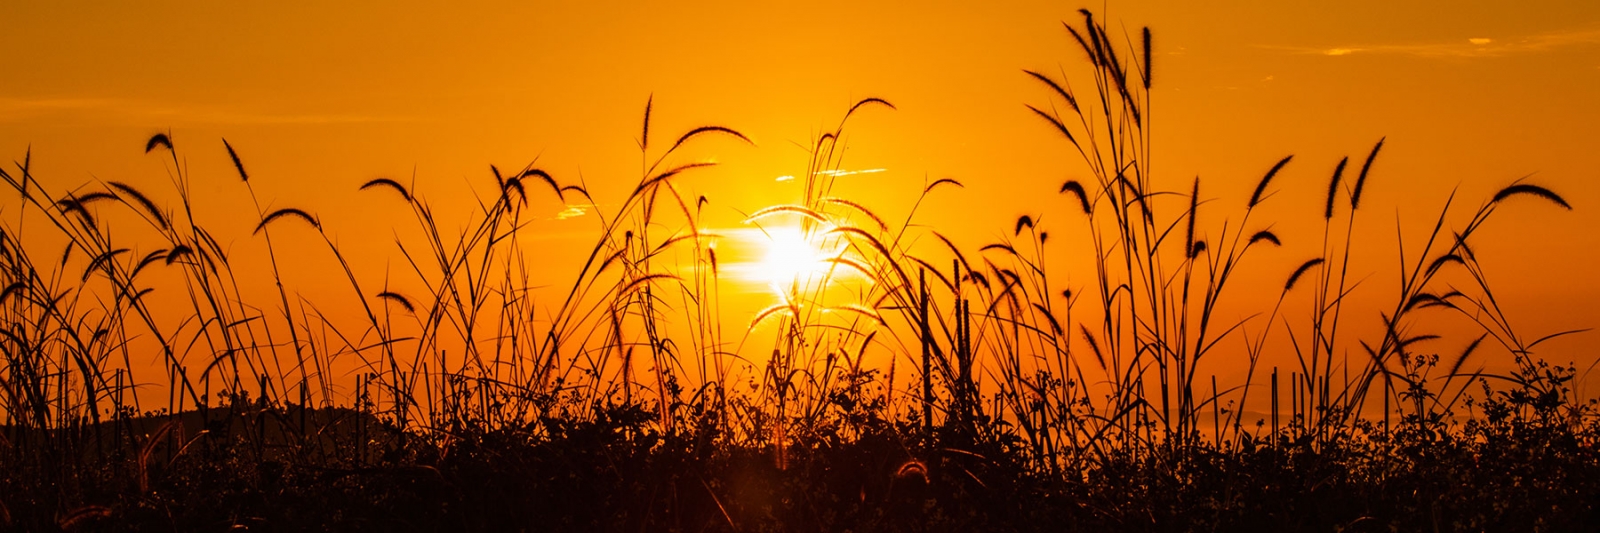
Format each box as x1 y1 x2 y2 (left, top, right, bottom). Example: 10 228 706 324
1005 9 1585 466
0 8 1591 531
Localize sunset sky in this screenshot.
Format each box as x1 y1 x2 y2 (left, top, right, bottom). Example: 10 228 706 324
3 1 1598 398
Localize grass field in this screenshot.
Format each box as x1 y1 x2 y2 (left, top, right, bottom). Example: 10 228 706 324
1 9 1596 532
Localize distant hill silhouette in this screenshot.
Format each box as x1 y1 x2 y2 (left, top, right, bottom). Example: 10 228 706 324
1 402 400 463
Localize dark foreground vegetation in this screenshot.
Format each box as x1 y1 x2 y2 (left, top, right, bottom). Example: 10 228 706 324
6 378 1599 532
2 9 1596 532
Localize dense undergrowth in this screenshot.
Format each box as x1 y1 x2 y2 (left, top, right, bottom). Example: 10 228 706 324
4 377 1597 532
2 9 1596 532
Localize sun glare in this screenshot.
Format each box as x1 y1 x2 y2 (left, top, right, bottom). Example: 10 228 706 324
759 226 829 294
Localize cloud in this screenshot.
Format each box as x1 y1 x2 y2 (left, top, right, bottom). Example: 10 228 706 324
0 96 405 125
554 203 595 220
812 168 887 177
1275 27 1600 59
0 96 118 117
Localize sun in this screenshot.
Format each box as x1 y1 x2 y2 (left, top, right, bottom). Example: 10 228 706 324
759 226 829 294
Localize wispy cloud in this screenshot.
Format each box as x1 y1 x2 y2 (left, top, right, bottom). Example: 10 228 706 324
554 203 595 220
1274 28 1600 59
773 168 886 182
813 168 887 177
0 96 406 125
0 96 118 117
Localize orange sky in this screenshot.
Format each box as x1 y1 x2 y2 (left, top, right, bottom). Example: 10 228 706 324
4 1 1599 402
